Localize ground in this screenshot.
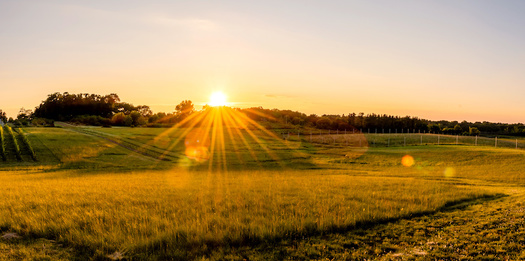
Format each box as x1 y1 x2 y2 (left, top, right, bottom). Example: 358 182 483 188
0 125 524 260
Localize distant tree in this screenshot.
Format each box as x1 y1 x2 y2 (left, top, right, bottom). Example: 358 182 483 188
0 110 6 123
469 127 481 136
34 92 120 120
123 115 133 126
16 108 33 126
111 112 126 126
136 105 152 117
454 124 463 135
17 108 32 120
129 111 146 126
291 116 304 125
316 117 332 129
175 100 195 121
428 124 441 134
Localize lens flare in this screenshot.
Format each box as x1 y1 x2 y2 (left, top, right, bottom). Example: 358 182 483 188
444 167 456 178
184 129 211 162
401 155 415 167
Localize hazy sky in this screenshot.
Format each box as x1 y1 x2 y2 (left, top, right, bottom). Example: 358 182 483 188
1 0 524 123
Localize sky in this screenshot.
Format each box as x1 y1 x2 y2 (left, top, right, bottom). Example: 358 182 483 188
1 0 524 123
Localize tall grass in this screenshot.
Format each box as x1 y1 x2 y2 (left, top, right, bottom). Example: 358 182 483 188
5 126 22 161
0 169 486 259
0 127 6 161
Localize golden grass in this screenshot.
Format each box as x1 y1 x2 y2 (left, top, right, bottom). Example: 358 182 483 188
0 168 485 258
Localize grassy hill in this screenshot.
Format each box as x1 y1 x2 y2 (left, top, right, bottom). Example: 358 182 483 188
1 125 525 260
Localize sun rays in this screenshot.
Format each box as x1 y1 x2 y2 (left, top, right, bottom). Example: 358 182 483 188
148 104 308 171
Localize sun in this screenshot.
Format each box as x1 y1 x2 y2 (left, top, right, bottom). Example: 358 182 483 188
209 91 227 107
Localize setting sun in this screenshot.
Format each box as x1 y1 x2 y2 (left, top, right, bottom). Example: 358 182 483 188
209 91 228 107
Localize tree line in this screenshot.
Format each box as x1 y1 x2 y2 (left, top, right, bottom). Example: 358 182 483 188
239 107 525 136
1 92 524 136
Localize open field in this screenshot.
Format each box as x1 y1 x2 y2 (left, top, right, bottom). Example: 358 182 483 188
1 125 525 260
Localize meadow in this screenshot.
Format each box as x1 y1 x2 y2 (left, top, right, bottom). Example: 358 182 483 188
1 124 525 260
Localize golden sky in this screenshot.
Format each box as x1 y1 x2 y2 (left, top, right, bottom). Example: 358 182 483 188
1 1 524 123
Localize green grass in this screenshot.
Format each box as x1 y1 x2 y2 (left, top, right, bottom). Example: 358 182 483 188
1 125 525 260
0 127 6 161
5 126 22 161
15 128 37 161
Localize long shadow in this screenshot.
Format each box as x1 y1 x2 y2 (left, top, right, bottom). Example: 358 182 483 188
125 193 505 261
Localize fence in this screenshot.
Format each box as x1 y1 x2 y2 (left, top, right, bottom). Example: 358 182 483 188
280 130 525 150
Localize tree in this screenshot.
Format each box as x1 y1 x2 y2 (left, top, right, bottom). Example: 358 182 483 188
111 112 126 126
428 124 441 134
469 127 481 136
123 115 133 126
0 110 6 124
175 100 195 121
316 117 332 129
454 124 463 135
129 111 146 126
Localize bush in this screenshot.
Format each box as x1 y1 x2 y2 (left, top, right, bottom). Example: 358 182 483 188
111 112 126 126
32 118 55 127
71 115 111 126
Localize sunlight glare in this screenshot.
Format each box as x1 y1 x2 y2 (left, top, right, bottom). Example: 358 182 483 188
210 91 227 107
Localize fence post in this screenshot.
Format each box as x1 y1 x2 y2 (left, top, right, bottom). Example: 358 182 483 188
517 139 518 149
456 135 458 145
495 137 498 147
438 135 440 145
404 136 406 147
421 135 423 145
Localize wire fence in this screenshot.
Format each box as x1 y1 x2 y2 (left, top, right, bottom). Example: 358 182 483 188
279 130 525 150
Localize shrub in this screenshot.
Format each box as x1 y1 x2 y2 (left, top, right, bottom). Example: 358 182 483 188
6 126 22 161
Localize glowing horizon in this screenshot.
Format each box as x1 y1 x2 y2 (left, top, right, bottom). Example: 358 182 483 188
209 91 228 107
1 1 524 124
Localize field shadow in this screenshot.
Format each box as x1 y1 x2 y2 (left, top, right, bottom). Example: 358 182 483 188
127 193 506 260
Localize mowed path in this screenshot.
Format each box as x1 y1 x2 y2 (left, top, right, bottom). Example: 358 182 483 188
228 181 525 260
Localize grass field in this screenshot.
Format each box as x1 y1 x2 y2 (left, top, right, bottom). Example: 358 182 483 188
1 124 525 260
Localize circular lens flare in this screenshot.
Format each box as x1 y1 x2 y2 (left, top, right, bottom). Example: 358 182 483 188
184 129 210 162
209 91 227 107
401 155 415 167
444 167 456 178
